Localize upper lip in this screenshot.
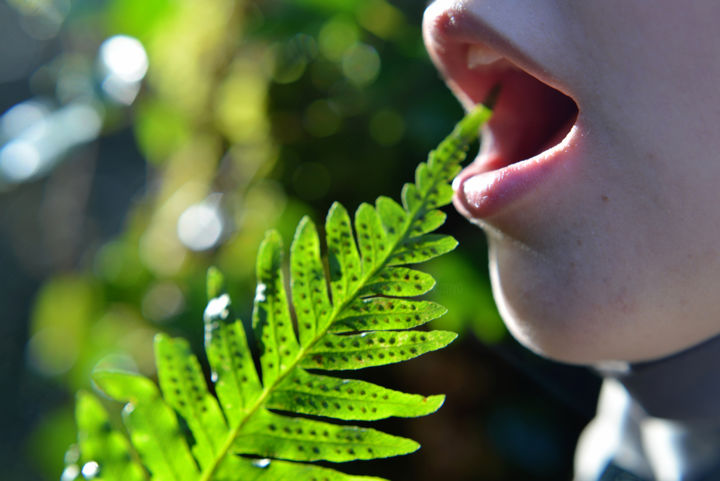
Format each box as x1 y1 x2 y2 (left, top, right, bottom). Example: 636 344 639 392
423 1 583 219
423 1 577 109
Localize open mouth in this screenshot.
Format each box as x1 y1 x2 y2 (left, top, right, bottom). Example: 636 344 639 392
423 3 584 219
462 45 579 171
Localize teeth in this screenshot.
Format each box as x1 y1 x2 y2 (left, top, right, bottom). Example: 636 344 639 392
467 44 503 69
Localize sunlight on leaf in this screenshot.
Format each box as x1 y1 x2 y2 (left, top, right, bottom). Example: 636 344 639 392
71 105 492 480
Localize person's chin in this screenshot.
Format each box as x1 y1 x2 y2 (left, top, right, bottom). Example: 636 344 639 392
488 237 720 365
487 241 604 365
486 235 658 365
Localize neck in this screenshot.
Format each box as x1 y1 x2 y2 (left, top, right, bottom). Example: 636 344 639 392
598 334 720 421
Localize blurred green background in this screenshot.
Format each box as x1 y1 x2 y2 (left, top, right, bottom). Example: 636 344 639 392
0 0 600 480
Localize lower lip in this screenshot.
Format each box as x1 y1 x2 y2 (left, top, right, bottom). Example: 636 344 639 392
454 122 581 220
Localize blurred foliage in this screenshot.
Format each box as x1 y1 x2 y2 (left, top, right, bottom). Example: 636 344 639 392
0 0 597 480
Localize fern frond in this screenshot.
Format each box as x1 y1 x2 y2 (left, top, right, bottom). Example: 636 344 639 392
72 390 146 481
69 104 492 481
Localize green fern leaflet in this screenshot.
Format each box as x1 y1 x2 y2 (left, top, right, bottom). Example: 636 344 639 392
63 104 492 481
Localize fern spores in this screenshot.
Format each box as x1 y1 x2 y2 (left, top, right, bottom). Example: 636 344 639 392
66 105 492 481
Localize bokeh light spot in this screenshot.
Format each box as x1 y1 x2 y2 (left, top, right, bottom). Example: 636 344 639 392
27 326 78 376
99 35 148 104
0 140 41 181
177 197 225 251
93 353 138 374
309 60 339 91
1 100 49 137
142 282 185 323
356 0 404 40
94 240 143 287
60 465 79 481
214 65 267 143
273 34 316 84
10 0 69 40
303 100 341 137
318 16 359 62
341 43 380 87
100 35 148 83
81 461 100 479
369 109 405 146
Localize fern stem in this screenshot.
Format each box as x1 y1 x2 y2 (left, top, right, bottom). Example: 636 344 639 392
198 103 492 481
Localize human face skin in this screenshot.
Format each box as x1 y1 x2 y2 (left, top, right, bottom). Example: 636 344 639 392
423 1 720 364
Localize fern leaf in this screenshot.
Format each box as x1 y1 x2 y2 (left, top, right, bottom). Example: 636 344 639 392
331 298 447 332
232 410 418 462
355 202 389 271
400 183 422 212
326 202 363 301
93 370 199 481
74 390 146 481
375 196 406 242
253 230 299 384
228 458 387 481
408 210 447 237
291 216 332 342
75 104 492 481
267 370 444 421
301 331 457 370
155 334 228 468
387 234 458 266
357 266 436 298
203 283 263 425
